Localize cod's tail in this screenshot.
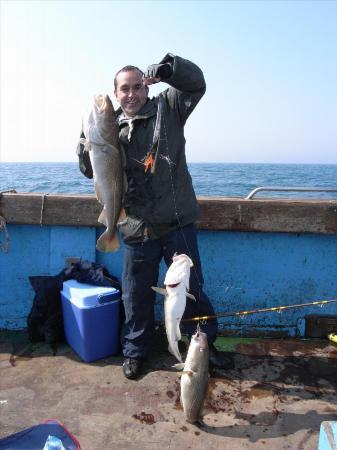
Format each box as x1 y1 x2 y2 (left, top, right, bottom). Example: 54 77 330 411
96 231 120 252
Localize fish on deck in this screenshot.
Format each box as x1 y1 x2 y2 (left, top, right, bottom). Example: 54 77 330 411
180 326 209 424
84 94 124 252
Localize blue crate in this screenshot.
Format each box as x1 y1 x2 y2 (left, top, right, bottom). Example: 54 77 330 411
61 279 120 362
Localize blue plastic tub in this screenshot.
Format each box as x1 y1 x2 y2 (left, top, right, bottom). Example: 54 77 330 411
61 280 120 362
318 421 337 449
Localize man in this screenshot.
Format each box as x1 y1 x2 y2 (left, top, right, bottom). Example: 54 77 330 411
114 53 232 379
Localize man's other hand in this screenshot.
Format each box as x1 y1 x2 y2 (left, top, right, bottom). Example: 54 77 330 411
143 63 172 85
143 76 161 86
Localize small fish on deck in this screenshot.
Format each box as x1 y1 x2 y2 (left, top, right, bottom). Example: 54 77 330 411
180 325 209 424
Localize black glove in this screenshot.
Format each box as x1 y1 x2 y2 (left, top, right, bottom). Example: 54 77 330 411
144 63 172 80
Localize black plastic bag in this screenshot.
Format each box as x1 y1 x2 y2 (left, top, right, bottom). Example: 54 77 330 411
27 261 122 346
76 130 93 179
27 275 65 345
63 260 121 291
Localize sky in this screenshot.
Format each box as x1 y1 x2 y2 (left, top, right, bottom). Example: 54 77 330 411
1 0 337 164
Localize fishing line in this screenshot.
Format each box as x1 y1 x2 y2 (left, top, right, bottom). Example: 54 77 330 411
160 113 204 308
159 110 217 332
182 298 337 323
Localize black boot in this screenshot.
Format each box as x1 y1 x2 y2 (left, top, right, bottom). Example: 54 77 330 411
122 357 144 380
209 344 234 370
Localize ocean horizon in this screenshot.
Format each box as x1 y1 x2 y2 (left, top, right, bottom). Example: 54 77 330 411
1 161 337 199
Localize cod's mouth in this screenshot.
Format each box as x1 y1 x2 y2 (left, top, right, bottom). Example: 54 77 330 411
167 283 180 288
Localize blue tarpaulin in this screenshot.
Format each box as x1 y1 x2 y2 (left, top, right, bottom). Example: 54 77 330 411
0 420 81 450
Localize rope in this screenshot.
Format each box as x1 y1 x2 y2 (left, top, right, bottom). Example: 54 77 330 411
0 191 15 253
0 215 9 253
39 194 47 226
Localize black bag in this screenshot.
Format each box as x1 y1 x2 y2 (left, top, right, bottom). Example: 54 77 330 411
27 261 122 346
27 275 65 345
76 130 93 179
63 260 121 290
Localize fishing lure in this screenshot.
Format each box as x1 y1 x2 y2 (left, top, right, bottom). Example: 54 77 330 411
328 333 337 345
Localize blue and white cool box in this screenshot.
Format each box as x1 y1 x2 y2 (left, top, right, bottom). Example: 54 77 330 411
61 280 121 362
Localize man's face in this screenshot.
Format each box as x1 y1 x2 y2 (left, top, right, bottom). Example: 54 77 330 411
114 69 148 117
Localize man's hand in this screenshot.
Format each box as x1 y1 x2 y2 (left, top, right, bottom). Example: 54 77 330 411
143 76 161 86
143 63 172 85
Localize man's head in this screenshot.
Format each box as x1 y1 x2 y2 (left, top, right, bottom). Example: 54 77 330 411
114 66 149 117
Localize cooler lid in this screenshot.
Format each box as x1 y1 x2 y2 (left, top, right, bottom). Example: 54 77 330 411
61 279 120 308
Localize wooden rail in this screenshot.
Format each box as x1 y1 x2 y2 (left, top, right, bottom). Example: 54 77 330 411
1 192 337 234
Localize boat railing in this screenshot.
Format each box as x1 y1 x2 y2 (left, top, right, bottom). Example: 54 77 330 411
245 186 337 200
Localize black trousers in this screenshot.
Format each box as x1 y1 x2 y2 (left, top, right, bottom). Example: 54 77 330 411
121 223 218 358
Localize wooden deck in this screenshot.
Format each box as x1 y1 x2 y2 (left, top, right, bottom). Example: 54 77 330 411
1 331 337 449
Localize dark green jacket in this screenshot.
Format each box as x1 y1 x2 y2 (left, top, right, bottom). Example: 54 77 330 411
117 53 206 241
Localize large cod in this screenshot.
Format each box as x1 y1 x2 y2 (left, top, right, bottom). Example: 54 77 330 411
85 94 124 252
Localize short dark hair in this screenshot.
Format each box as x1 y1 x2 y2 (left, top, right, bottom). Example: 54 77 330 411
114 65 144 90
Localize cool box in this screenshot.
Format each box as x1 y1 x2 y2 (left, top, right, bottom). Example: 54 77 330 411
61 279 120 362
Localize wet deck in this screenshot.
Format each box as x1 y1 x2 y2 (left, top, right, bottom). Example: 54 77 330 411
1 331 337 450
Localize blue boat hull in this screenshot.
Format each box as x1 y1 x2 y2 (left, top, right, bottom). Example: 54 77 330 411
1 223 336 335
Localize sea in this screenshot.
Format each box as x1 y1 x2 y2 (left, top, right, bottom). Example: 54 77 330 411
1 162 337 199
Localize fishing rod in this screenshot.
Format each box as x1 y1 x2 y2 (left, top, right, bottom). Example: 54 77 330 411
182 298 337 323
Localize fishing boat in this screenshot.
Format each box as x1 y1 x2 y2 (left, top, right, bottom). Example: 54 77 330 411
1 189 337 449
